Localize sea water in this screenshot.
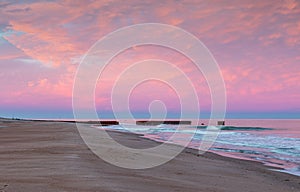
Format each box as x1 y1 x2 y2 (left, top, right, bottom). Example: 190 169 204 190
100 119 300 176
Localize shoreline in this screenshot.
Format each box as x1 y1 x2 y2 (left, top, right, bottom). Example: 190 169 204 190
94 121 300 177
104 126 292 174
0 119 299 191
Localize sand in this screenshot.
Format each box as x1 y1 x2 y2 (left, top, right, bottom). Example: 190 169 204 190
0 119 299 192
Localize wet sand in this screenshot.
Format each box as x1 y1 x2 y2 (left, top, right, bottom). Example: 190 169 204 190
0 119 299 192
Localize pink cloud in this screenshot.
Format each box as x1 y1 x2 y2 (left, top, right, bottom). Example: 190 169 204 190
0 0 299 115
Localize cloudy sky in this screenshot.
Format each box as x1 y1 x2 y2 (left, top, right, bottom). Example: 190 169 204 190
0 0 299 119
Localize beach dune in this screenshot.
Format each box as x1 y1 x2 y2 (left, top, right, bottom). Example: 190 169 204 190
0 120 299 192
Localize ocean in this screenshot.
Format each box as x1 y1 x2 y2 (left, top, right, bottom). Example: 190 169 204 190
100 119 300 176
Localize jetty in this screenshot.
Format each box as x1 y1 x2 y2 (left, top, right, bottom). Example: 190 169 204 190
136 120 191 126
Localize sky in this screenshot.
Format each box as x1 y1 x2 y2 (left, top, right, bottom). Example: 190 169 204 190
0 0 299 119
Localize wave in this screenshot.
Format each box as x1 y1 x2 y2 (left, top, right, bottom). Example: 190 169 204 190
195 126 273 131
211 147 262 155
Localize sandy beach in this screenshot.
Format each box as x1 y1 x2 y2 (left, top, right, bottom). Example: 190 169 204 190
0 119 299 192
